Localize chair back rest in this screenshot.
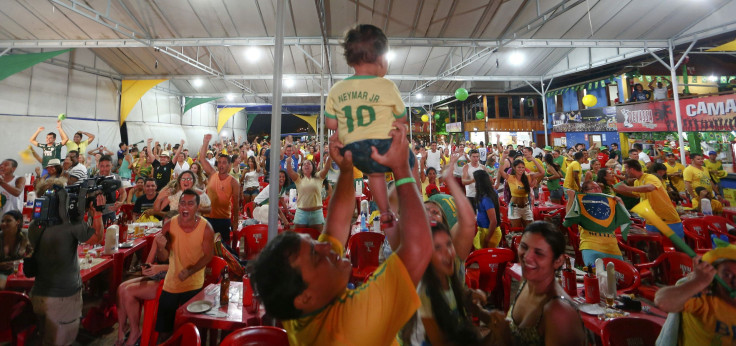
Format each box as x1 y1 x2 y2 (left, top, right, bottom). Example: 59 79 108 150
243 202 256 218
346 232 385 269
625 233 664 262
220 326 289 346
703 215 735 233
243 224 269 259
204 256 228 287
600 258 641 292
293 227 321 240
464 248 515 293
0 291 34 339
600 317 662 346
683 218 712 250
660 252 693 285
160 322 201 346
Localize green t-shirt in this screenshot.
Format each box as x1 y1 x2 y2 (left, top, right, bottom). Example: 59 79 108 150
37 143 63 167
428 193 458 229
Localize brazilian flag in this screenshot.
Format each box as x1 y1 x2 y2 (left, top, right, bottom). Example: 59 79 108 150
563 193 632 240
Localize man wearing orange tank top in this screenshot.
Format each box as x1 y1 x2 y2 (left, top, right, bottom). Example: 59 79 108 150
154 190 214 342
199 134 241 246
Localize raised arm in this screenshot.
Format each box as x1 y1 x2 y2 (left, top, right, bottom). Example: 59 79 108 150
56 121 69 145
285 157 299 182
324 133 357 245
371 122 432 286
198 134 217 176
172 139 185 161
29 126 43 146
317 156 331 179
445 153 476 262
655 257 715 312
146 139 157 164
84 131 95 144
0 175 25 197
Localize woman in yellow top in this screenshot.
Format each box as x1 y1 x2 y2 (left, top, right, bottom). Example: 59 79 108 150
286 156 332 231
499 158 545 228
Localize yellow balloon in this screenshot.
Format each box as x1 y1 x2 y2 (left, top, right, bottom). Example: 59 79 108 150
421 114 429 122
582 94 597 107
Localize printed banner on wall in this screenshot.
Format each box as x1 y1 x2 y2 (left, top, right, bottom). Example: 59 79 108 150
551 106 617 132
446 122 462 133
616 94 736 132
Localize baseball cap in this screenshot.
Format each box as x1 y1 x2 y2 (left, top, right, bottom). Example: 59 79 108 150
45 158 61 168
544 146 553 151
601 146 608 150
708 151 717 156
160 151 170 157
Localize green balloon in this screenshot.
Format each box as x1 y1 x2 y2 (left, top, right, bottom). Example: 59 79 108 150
434 113 441 120
476 111 485 119
455 88 469 101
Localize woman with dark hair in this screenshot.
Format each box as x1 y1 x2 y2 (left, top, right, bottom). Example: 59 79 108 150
606 151 622 174
419 166 440 201
242 156 263 204
285 157 331 231
629 83 651 102
125 177 146 204
499 158 544 228
596 168 617 195
152 170 211 216
584 159 601 183
34 158 63 189
0 210 30 289
189 162 207 190
473 170 501 249
543 153 563 204
485 221 587 345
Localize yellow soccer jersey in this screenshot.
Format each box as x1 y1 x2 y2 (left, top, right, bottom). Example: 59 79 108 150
704 160 727 184
681 292 736 346
665 161 686 192
634 173 681 224
564 161 582 190
683 166 713 193
578 225 622 256
325 76 406 145
524 158 543 173
283 234 420 345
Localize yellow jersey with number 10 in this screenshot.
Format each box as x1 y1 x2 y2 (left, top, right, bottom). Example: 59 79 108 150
325 76 406 145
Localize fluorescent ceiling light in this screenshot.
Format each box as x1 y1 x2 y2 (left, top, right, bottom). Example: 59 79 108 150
226 93 234 101
192 79 203 88
509 52 524 66
284 78 295 88
386 51 395 63
416 93 423 99
246 47 261 62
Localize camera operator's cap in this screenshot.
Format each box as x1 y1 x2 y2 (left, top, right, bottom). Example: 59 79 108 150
160 151 170 157
709 150 717 155
702 239 736 264
45 158 61 167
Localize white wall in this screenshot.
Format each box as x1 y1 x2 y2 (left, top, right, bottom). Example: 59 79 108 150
0 48 121 175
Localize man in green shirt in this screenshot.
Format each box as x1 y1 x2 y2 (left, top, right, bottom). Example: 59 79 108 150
29 121 68 174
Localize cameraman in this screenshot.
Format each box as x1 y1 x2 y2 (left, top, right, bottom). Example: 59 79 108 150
29 178 105 345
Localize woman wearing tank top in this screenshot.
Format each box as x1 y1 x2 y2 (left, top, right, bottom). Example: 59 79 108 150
498 158 545 228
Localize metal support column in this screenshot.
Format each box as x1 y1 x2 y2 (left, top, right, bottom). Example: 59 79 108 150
668 40 688 165
525 77 553 146
319 41 325 166
267 0 286 240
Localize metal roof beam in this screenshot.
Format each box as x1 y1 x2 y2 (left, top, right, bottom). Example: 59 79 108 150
125 74 541 81
0 37 670 49
544 48 657 79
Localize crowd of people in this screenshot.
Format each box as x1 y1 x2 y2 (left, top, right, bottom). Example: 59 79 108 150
0 23 734 345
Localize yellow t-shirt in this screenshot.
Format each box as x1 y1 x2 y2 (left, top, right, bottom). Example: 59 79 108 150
683 166 713 193
163 216 207 293
692 198 724 214
665 162 686 192
283 234 420 345
524 158 543 173
681 292 736 346
325 76 406 145
634 173 681 224
507 175 529 198
65 139 89 154
294 173 326 209
704 160 726 184
578 225 622 255
564 161 582 190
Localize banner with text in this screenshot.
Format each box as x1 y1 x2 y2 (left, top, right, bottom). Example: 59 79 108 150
616 94 736 132
552 106 617 132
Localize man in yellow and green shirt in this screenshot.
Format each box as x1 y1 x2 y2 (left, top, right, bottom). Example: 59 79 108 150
252 125 432 345
705 150 727 196
684 153 715 201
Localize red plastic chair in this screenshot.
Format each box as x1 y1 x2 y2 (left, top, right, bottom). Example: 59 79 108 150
703 215 736 243
204 256 228 287
140 282 164 346
622 232 668 261
682 218 712 254
234 225 269 260
243 202 256 219
599 258 641 294
634 251 693 301
0 291 35 346
616 239 649 265
346 232 385 284
220 326 289 346
293 227 321 240
160 322 201 346
465 248 516 310
600 317 662 346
